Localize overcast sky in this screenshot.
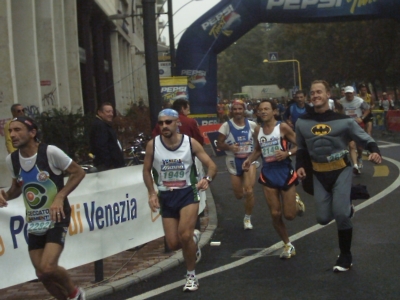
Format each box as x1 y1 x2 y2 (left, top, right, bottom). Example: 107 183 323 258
159 0 220 45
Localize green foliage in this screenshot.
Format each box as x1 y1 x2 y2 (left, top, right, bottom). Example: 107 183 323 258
217 19 400 96
34 108 95 162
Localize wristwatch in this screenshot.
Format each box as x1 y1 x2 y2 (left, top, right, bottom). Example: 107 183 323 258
288 151 292 156
203 176 212 183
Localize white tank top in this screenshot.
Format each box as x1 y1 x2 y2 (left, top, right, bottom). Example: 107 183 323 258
152 135 197 191
258 123 284 164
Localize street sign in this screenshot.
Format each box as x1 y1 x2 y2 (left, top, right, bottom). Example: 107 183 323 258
268 52 278 61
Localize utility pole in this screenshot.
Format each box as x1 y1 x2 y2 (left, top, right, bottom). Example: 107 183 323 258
143 0 162 128
167 0 175 76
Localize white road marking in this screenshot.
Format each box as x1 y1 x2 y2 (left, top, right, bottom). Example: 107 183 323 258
126 156 400 300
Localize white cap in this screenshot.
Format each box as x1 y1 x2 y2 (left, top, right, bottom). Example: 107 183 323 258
344 86 354 93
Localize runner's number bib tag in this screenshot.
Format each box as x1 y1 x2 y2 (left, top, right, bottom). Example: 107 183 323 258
27 220 54 235
262 144 280 162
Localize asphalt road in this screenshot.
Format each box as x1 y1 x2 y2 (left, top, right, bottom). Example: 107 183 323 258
97 138 400 300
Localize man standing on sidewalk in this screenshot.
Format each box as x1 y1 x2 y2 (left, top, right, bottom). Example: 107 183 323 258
89 102 125 171
0 117 86 299
216 100 258 230
143 109 217 292
296 80 381 272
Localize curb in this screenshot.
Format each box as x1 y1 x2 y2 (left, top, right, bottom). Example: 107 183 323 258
86 188 218 299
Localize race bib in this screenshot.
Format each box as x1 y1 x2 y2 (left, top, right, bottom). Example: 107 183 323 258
262 144 280 162
27 220 54 235
162 170 186 188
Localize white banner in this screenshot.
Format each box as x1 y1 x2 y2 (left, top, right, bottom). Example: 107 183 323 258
0 163 206 289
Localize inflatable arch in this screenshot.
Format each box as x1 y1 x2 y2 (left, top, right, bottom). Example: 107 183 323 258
176 0 400 114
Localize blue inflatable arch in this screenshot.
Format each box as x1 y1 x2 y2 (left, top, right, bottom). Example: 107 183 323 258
176 0 400 114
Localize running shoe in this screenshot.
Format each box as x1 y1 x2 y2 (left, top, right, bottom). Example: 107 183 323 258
243 218 253 230
353 164 361 175
69 287 86 300
193 229 202 263
296 193 305 217
357 157 363 169
183 275 199 292
280 244 296 259
333 253 353 272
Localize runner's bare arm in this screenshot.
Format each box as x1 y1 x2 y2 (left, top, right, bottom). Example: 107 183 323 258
51 161 86 220
243 125 261 171
0 179 22 207
143 140 159 212
191 138 217 181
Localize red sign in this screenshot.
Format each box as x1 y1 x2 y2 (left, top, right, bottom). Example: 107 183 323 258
40 80 51 86
386 110 400 132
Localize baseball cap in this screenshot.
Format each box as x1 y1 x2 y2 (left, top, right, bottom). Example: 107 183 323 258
344 86 354 93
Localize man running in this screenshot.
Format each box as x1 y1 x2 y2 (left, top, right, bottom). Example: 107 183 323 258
143 109 217 292
242 99 305 259
296 80 381 272
357 83 375 136
216 100 258 230
0 117 86 299
339 86 370 174
284 90 309 129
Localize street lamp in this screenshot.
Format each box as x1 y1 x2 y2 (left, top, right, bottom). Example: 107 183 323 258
263 59 302 90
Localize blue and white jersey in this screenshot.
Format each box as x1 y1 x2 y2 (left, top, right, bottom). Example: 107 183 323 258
219 119 256 158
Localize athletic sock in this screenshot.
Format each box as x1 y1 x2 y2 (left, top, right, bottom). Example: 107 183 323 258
187 270 196 277
338 228 353 254
244 214 251 220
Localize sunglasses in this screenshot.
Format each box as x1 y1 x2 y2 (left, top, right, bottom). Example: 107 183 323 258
158 120 174 126
16 109 25 113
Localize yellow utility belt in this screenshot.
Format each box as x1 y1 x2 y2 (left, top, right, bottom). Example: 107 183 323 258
312 158 347 172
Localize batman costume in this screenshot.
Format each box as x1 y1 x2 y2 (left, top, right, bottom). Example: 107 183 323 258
295 108 380 271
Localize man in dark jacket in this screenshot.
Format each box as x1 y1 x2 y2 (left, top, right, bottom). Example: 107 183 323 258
90 102 125 171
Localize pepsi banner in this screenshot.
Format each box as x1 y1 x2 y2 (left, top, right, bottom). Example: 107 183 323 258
160 76 189 105
176 0 400 114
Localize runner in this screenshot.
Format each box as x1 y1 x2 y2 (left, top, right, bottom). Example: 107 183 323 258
339 86 370 174
296 80 381 272
242 99 305 259
357 83 375 136
216 100 258 230
0 117 86 300
143 109 217 292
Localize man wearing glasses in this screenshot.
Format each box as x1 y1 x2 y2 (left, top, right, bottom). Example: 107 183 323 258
4 104 25 153
143 109 217 292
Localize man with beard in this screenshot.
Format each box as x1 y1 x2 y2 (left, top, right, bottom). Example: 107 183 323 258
242 99 305 259
89 102 125 171
0 117 86 299
143 109 217 292
296 80 381 272
216 100 258 230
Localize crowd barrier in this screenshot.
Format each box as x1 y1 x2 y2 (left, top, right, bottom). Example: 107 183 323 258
0 162 206 289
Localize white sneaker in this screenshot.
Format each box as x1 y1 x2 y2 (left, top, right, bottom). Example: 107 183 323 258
280 244 296 259
193 229 202 263
183 275 199 292
296 193 305 217
243 218 253 230
69 287 86 300
353 164 361 175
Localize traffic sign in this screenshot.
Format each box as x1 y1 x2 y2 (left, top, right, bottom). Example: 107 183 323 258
268 52 278 61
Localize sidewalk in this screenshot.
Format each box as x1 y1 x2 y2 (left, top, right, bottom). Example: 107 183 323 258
0 188 217 300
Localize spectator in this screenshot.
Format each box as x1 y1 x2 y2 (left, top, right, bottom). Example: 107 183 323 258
89 102 125 171
152 99 204 145
4 104 25 153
